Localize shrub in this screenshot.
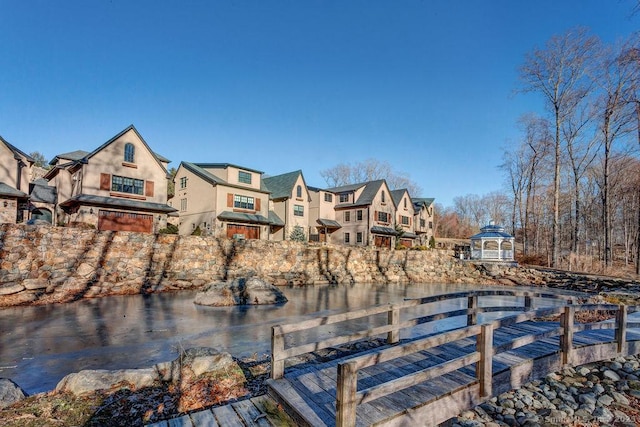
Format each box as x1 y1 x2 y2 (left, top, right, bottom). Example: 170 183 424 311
289 225 306 242
159 224 179 234
428 236 436 249
191 226 202 236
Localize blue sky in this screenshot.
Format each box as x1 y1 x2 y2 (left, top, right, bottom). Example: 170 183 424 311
1 1 638 207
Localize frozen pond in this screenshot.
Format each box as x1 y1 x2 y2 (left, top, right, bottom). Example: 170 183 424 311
0 282 572 394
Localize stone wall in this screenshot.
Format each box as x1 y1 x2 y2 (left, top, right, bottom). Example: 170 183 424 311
0 224 498 307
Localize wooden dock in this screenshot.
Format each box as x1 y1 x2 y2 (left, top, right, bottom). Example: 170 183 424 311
265 290 640 427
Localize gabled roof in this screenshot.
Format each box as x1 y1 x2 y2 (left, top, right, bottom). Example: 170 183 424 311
412 197 435 208
0 182 29 198
390 189 409 206
0 136 35 163
48 125 170 176
328 180 393 208
263 170 310 200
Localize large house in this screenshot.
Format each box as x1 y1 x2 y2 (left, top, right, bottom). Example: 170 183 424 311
328 180 397 248
308 186 340 243
262 170 311 241
43 125 176 233
391 189 417 247
173 162 271 239
0 136 34 224
412 197 435 246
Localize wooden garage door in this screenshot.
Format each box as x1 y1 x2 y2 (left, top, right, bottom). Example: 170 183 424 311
98 210 153 233
226 224 260 240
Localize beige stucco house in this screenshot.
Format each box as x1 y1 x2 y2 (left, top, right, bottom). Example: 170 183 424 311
0 136 34 224
308 186 341 243
391 189 417 247
328 180 397 248
263 170 311 241
43 125 176 233
412 197 435 246
173 162 271 239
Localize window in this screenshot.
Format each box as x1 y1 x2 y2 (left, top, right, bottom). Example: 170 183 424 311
111 175 144 195
296 185 302 198
124 143 135 163
339 193 349 203
234 195 255 210
344 211 351 222
381 190 386 203
356 210 363 221
404 198 407 208
238 171 252 184
377 211 389 223
180 198 187 212
356 232 363 244
324 193 333 202
344 232 350 243
401 216 410 225
429 221 433 229
179 176 188 189
294 205 304 216
420 219 426 228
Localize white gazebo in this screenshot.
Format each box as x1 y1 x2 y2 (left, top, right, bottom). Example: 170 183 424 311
470 221 515 262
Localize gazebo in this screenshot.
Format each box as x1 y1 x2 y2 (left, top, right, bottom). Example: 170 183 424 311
470 221 515 262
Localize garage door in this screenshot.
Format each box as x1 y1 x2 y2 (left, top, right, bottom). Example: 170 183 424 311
227 224 260 239
98 210 153 233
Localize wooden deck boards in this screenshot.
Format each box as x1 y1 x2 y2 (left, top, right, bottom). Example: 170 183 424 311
268 320 640 427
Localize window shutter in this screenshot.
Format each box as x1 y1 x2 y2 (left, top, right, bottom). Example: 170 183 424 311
374 210 378 221
255 198 261 211
227 193 234 207
145 181 154 197
100 173 110 190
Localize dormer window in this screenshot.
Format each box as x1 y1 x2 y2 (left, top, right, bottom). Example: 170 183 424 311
339 193 349 203
124 143 135 163
296 185 302 198
238 171 252 184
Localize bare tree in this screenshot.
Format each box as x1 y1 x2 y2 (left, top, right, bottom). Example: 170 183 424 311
593 36 638 266
519 27 599 267
320 158 423 196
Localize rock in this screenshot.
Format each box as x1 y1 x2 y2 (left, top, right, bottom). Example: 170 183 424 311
0 283 24 295
56 347 239 396
0 378 27 409
55 368 158 395
194 277 288 306
602 369 621 381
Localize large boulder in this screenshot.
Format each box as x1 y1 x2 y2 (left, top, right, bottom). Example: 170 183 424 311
194 277 288 306
55 347 238 396
0 378 27 409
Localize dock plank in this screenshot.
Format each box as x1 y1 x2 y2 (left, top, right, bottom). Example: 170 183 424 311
189 409 219 427
212 404 245 427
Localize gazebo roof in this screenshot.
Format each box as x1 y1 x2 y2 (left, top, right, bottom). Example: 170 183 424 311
470 222 513 240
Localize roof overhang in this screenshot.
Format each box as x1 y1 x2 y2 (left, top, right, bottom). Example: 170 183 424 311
59 194 177 214
370 226 397 236
316 219 341 229
217 211 271 225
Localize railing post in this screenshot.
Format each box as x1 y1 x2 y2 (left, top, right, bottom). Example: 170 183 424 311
616 305 628 354
467 295 478 326
477 323 493 397
561 306 574 365
387 304 400 344
271 325 285 380
336 361 358 427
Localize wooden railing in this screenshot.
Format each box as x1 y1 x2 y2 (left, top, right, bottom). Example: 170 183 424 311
270 290 576 380
335 303 640 426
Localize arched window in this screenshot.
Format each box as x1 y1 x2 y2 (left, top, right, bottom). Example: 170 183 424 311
381 191 386 203
296 185 302 198
124 143 135 163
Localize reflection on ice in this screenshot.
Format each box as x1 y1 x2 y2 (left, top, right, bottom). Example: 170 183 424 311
0 282 570 394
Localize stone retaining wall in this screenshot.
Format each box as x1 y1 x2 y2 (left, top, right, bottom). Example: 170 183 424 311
0 224 499 307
